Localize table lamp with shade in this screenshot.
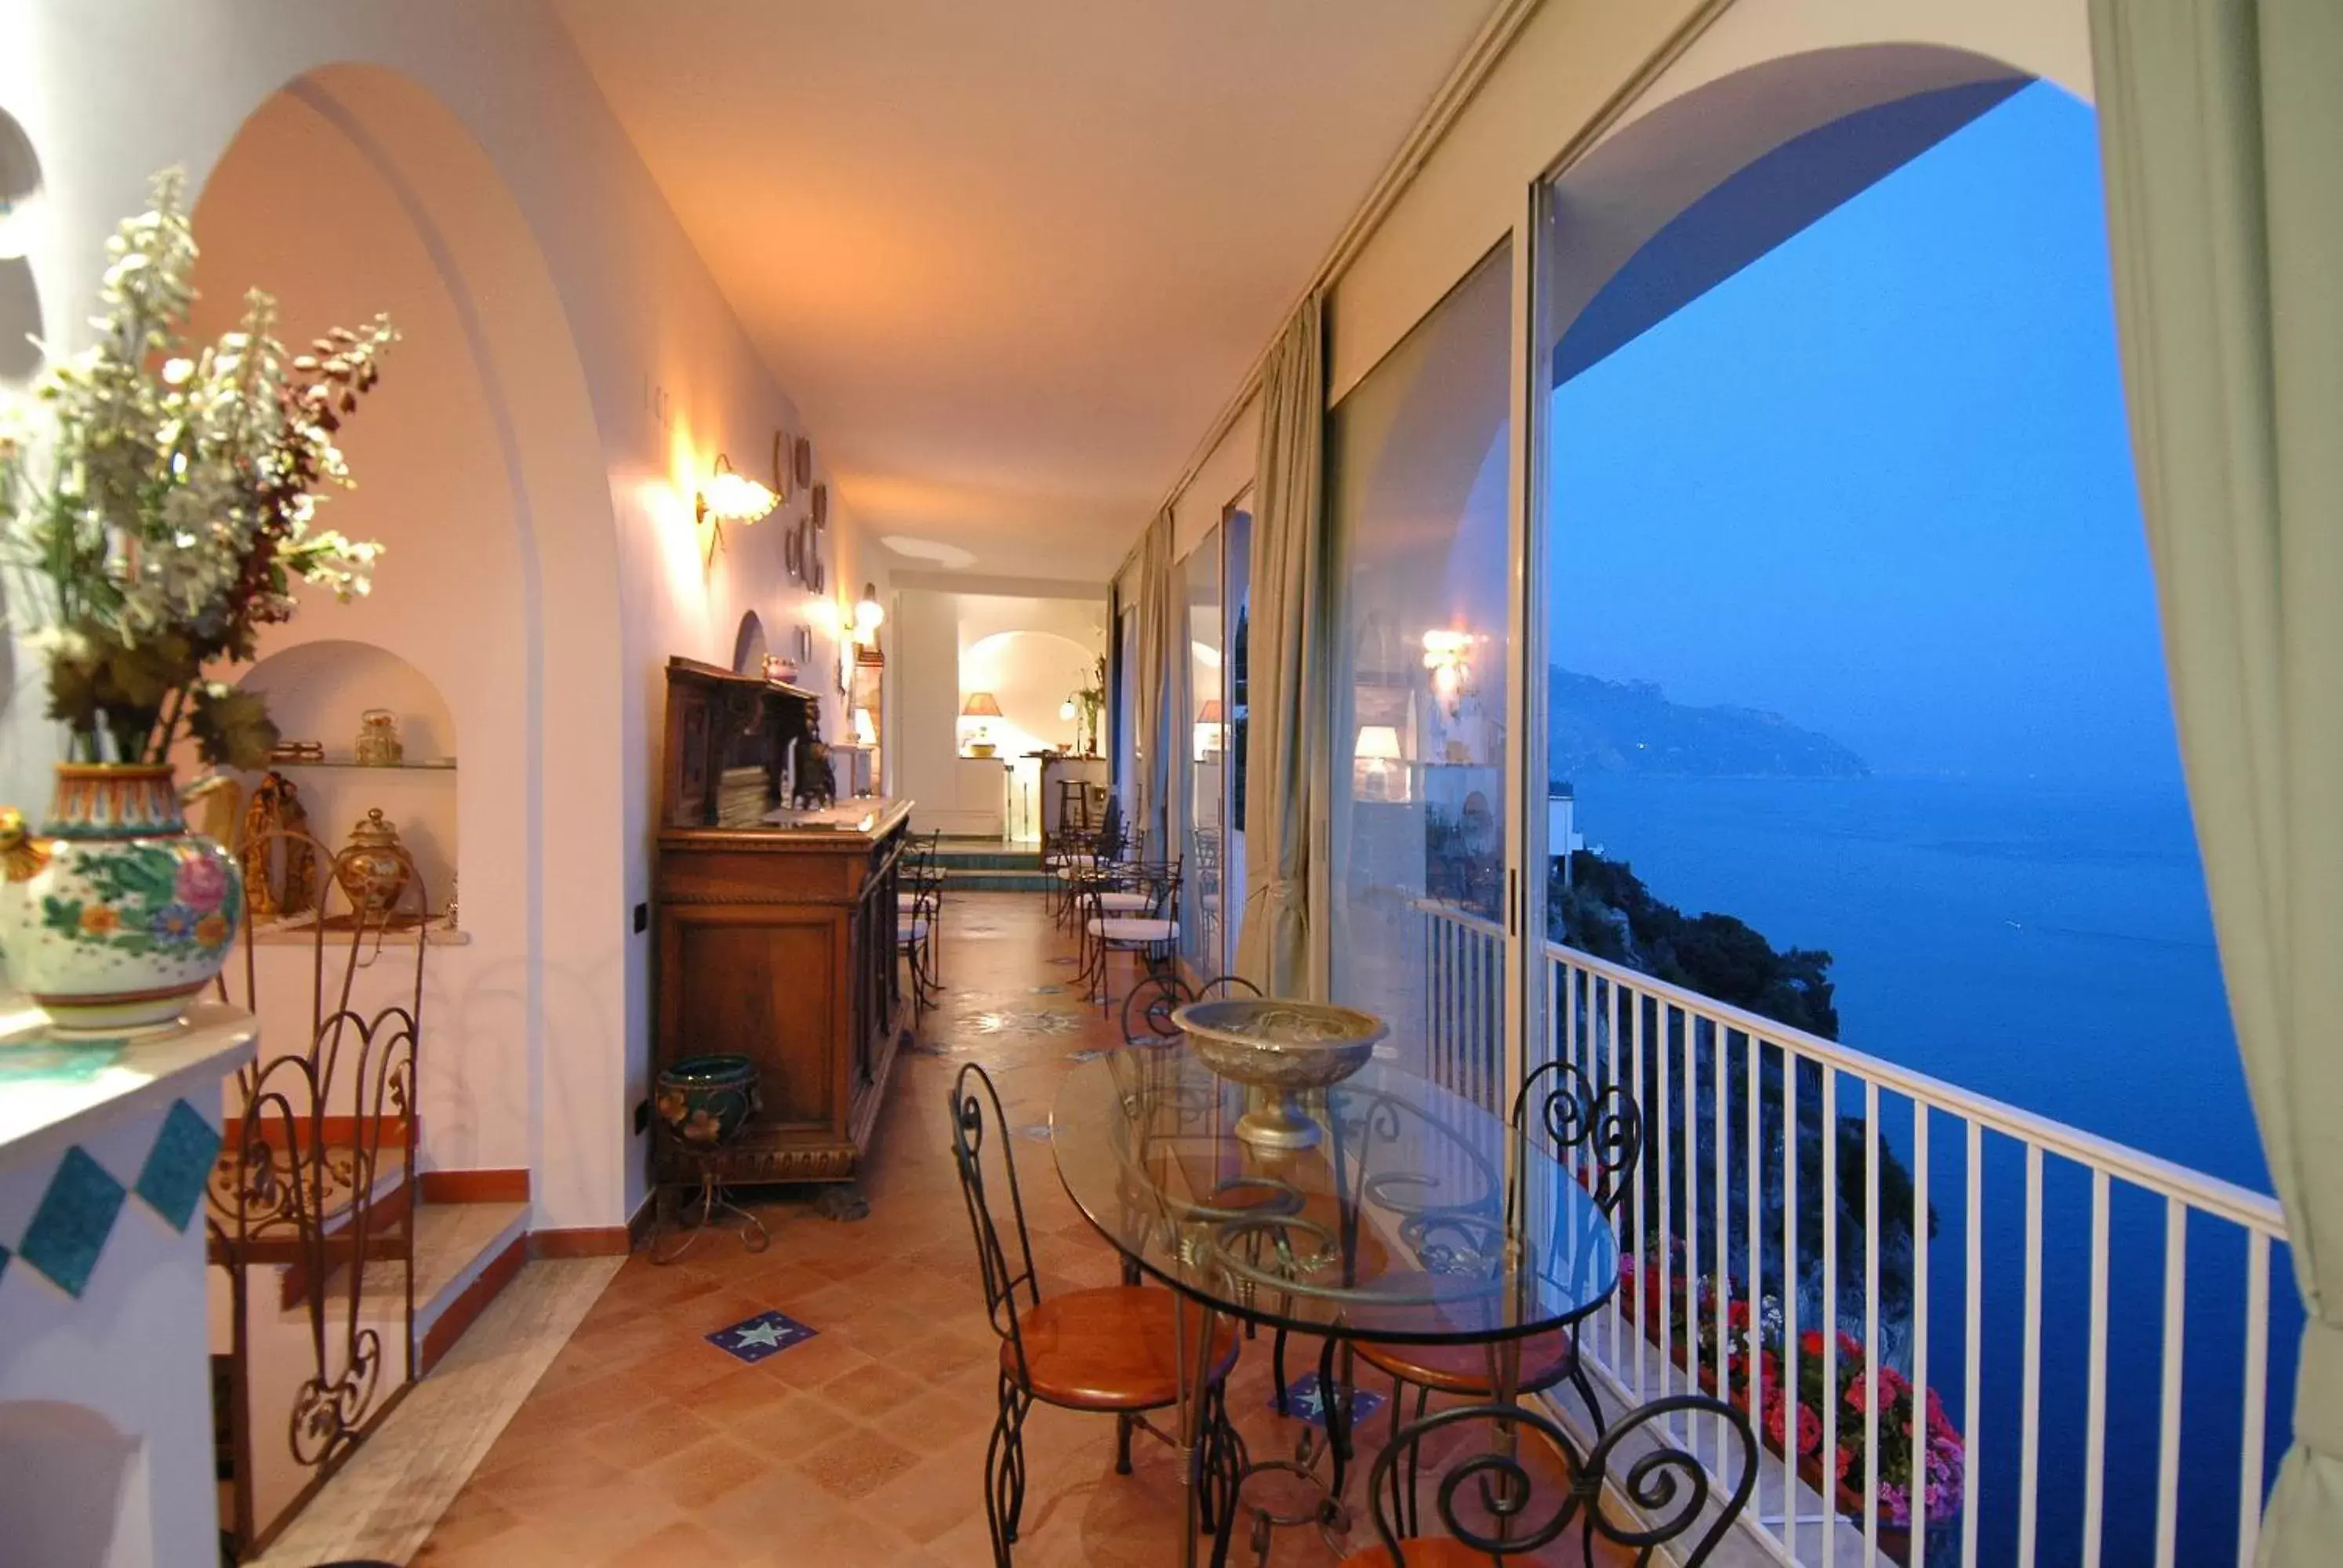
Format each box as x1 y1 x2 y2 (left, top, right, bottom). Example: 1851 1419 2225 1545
961 691 1004 757
1196 699 1224 760
1353 723 1407 801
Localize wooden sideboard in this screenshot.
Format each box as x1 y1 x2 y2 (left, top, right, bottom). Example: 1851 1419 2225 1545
654 658 911 1186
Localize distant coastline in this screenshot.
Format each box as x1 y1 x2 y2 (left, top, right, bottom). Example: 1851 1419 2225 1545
1550 668 1869 780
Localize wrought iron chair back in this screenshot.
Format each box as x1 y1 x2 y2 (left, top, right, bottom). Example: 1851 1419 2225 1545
1362 1396 1757 1566
948 1062 1042 1389
1509 1057 1641 1229
205 826 431 1556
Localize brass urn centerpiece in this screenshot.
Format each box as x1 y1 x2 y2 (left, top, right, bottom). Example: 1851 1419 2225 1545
1173 997 1389 1150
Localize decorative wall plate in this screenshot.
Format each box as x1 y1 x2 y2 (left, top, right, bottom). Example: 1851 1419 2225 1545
783 519 802 580
769 429 795 504
794 437 813 489
811 483 828 531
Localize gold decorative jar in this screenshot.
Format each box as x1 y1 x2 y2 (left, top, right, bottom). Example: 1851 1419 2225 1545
335 808 412 916
354 709 404 767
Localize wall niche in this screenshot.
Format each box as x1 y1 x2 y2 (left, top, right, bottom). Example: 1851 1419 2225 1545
229 638 460 920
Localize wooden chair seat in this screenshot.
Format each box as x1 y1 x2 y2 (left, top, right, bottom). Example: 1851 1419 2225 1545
1353 1325 1576 1396
1005 1285 1238 1410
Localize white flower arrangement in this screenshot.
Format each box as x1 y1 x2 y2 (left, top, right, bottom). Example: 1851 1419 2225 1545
0 169 392 768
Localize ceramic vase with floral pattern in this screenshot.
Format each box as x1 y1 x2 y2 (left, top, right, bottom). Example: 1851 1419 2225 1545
0 764 244 1031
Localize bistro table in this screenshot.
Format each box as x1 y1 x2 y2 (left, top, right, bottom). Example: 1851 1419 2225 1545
1050 1044 1622 1566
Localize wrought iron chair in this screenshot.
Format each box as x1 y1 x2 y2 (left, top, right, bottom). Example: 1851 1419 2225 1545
897 831 944 1022
1328 1396 1756 1566
1081 857 1182 1013
1120 970 1262 1047
208 824 430 1558
1044 781 1108 920
947 1062 1245 1564
1193 824 1222 964
1352 1060 1643 1442
899 827 945 959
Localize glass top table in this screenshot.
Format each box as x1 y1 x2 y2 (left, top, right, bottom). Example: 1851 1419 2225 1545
1048 1047 1622 1344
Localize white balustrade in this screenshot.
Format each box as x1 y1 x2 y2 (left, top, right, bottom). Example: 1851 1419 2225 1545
1408 896 2290 1567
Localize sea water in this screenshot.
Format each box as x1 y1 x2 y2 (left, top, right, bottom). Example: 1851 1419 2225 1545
1566 773 2291 1563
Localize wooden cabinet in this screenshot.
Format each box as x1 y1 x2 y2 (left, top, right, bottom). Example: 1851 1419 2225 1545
654 658 910 1185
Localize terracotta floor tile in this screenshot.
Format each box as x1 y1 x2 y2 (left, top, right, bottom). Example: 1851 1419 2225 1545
793 1422 922 1501
469 1436 629 1516
762 1329 879 1390
591 1517 739 1567
642 1431 772 1511
816 1359 927 1420
717 1390 862 1464
574 1393 722 1468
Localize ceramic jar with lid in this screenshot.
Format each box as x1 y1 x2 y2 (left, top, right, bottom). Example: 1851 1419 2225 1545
355 709 404 767
335 808 412 916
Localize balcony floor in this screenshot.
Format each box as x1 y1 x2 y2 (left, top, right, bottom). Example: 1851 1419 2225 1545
383 892 1619 1566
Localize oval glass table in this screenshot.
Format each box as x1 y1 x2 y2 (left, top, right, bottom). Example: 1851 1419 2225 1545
1050 1044 1622 1566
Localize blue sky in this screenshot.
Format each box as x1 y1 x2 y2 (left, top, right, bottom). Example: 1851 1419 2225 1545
1547 83 2180 783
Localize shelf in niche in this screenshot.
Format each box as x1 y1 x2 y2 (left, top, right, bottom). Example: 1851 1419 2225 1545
245 915 471 947
256 757 458 772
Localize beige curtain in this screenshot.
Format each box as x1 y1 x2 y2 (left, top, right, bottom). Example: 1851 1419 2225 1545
1131 508 1186 860
1233 298 1326 996
2091 5 2343 1559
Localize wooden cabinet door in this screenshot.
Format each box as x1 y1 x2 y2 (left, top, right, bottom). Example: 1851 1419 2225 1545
657 902 846 1135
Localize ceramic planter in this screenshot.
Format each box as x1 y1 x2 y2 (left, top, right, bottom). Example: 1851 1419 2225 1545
0 764 244 1031
656 1054 761 1147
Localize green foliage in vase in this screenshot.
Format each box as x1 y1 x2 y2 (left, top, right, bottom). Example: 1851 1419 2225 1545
0 169 394 768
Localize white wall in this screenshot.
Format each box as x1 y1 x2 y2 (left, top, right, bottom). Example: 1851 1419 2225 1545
894 587 961 826
1172 393 1259 564
0 1 881 1229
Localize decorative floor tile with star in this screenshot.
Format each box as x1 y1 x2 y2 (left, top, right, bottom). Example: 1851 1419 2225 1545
707 1308 818 1363
1277 1374 1386 1430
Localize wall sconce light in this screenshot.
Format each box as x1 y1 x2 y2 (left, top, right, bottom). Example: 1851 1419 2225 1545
697 453 779 564
853 582 885 644
1421 628 1475 711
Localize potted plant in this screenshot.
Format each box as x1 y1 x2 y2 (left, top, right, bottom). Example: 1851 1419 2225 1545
0 170 393 1029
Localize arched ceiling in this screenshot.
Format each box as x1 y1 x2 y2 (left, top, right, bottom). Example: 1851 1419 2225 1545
552 0 1503 583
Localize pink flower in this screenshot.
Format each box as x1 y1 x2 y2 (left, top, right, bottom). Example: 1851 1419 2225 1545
1798 1403 1823 1457
176 855 228 913
1879 1482 1912 1528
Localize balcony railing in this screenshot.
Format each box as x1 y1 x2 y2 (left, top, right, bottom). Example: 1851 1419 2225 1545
1412 895 2292 1568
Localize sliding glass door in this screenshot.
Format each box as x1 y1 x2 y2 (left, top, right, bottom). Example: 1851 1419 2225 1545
1182 524 1225 975
1323 241 1516 1106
